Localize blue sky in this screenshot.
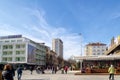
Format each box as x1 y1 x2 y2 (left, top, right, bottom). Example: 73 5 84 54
0 0 120 59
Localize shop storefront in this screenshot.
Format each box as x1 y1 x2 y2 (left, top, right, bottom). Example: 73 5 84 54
74 55 120 73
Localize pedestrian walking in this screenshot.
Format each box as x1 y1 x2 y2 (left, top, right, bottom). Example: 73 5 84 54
61 67 64 74
108 65 115 80
36 66 41 74
51 66 55 74
64 66 68 74
2 64 14 80
17 66 23 80
30 66 34 74
11 65 15 79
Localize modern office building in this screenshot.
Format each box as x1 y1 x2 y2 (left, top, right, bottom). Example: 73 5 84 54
0 35 46 67
52 38 63 59
85 42 107 56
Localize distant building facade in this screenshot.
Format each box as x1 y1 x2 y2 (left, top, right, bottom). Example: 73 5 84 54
85 42 107 56
106 35 120 55
52 38 63 59
0 35 46 66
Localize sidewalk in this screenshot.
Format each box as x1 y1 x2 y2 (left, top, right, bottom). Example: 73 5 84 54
14 70 120 80
74 71 120 75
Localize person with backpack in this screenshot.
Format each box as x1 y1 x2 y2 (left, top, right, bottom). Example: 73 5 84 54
2 64 14 80
17 66 23 80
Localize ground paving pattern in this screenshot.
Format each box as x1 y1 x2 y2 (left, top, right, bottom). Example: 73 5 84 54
14 70 120 80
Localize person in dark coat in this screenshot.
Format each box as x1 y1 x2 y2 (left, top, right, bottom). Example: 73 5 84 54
11 65 15 77
2 64 14 80
30 66 34 74
17 66 23 80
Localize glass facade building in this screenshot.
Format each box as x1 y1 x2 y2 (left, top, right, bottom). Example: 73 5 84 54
0 35 46 66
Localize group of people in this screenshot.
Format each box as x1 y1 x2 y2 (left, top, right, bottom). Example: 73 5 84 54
0 64 116 80
1 64 23 80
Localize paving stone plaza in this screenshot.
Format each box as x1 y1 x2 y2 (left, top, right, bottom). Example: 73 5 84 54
14 70 120 80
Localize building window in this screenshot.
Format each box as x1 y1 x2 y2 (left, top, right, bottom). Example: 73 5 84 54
5 40 9 42
16 45 20 49
7 51 12 55
16 51 25 55
8 57 12 61
3 45 8 49
16 44 25 49
21 51 25 54
93 53 96 55
102 49 105 51
11 40 16 42
98 53 100 55
3 45 13 49
15 57 25 61
2 57 7 61
3 52 7 55
16 57 20 61
16 51 20 55
17 40 22 42
3 51 12 55
2 57 12 61
21 44 25 48
97 50 100 52
21 57 25 61
9 45 13 49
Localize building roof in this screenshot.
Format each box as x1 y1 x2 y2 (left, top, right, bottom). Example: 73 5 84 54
86 42 106 46
73 55 120 61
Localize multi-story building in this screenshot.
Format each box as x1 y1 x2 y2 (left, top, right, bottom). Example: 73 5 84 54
0 35 46 67
52 38 63 59
46 45 58 67
106 35 120 55
85 42 107 56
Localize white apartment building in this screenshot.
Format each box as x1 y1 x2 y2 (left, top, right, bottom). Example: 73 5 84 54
0 35 46 66
52 38 63 59
85 42 107 56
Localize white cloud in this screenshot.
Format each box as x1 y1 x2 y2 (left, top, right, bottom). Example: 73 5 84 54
0 8 83 60
109 12 120 20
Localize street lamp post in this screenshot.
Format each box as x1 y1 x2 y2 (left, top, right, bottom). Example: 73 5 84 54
79 33 83 71
79 33 82 56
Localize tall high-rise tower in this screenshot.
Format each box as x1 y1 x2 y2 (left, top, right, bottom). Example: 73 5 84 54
52 38 63 59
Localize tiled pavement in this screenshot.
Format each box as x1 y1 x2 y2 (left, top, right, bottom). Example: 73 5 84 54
14 70 120 80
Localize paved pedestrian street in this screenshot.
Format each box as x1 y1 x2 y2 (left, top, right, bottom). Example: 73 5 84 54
14 70 120 80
